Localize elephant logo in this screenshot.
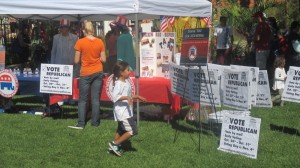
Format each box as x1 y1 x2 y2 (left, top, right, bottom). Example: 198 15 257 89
0 69 19 98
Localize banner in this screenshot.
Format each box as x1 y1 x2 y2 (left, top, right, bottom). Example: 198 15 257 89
180 28 209 66
40 64 73 95
218 114 261 159
222 69 251 110
254 70 272 107
231 65 258 105
282 66 300 103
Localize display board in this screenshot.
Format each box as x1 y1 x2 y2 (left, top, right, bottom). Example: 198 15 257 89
40 64 73 95
218 114 261 159
140 32 175 78
0 45 5 70
282 66 300 103
180 28 209 66
254 70 272 107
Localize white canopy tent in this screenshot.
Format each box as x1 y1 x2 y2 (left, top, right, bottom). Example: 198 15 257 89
0 0 212 125
0 0 212 20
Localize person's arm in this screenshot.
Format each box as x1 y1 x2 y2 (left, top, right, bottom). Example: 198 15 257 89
74 51 81 64
50 35 57 64
133 95 146 102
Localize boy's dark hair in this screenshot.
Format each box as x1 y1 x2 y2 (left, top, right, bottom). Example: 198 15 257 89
112 61 129 84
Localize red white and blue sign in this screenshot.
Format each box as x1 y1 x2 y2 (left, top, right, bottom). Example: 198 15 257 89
0 69 19 98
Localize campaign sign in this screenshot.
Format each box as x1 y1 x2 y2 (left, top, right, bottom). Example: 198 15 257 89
218 114 261 159
187 67 221 106
169 63 189 99
105 74 135 101
222 69 251 110
40 64 73 95
0 69 19 98
180 28 209 66
282 66 300 103
254 70 272 107
231 65 258 105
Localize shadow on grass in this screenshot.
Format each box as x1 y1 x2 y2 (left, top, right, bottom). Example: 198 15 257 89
270 124 300 136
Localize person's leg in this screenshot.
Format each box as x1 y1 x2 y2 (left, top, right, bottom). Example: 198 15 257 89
114 118 138 145
90 72 103 127
216 49 225 65
279 89 284 106
224 48 232 65
256 50 270 70
77 76 91 127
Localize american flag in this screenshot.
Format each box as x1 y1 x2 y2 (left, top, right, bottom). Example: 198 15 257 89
202 17 212 27
160 16 169 32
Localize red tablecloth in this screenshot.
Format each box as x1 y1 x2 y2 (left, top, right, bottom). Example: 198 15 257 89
49 77 180 116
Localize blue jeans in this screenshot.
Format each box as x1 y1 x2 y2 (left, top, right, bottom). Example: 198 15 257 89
77 72 104 127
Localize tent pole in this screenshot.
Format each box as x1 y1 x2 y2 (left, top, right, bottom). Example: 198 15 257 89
134 13 140 127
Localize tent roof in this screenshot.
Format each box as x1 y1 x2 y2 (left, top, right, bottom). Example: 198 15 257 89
0 0 212 21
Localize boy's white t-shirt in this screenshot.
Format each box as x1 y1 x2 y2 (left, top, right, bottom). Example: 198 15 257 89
272 67 286 90
112 80 133 121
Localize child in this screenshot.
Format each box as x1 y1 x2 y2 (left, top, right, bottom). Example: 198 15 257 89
108 61 146 156
272 56 287 106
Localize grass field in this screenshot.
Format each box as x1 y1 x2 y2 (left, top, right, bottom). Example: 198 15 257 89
0 95 299 168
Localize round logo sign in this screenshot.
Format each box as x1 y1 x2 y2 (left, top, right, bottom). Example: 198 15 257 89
0 69 19 98
105 74 135 101
188 46 197 61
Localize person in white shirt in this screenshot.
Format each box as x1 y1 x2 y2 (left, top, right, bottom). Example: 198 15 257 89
272 56 287 106
214 16 234 65
108 61 146 156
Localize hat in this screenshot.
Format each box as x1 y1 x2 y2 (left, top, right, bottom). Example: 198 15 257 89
116 15 128 27
109 20 117 29
252 11 264 18
60 19 70 28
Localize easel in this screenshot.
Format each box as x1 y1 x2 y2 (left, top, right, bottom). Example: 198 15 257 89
173 63 219 152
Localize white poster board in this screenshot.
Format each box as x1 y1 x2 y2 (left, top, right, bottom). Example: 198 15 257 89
282 66 300 103
231 65 258 105
222 69 251 110
169 63 189 99
218 114 261 159
254 70 272 107
187 67 221 106
40 64 73 95
140 32 175 78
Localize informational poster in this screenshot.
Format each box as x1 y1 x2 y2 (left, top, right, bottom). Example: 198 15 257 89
218 114 261 159
180 28 209 66
0 45 5 70
222 69 251 110
187 67 221 106
282 66 300 103
254 70 272 107
140 32 175 78
40 64 73 95
231 65 258 105
169 63 189 99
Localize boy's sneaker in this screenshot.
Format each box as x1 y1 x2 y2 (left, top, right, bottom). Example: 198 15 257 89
108 142 121 156
68 124 84 130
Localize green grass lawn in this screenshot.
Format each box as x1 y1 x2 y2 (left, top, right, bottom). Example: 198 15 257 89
0 95 299 167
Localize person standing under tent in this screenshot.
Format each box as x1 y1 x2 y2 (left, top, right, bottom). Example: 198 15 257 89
116 16 135 72
68 21 106 129
286 21 300 71
51 19 79 77
17 24 31 74
214 16 234 65
108 61 146 156
104 20 120 74
252 11 271 70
